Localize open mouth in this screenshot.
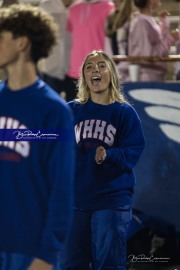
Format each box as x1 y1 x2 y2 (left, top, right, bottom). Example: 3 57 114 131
91 76 101 85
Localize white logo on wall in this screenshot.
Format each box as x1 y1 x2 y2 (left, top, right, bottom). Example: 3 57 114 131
129 89 180 144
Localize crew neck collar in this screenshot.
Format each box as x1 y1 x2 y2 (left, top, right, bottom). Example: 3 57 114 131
2 77 45 95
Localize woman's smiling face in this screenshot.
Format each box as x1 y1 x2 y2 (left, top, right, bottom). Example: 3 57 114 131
83 54 111 96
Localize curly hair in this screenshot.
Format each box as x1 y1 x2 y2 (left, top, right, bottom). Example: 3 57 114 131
0 4 58 63
76 50 128 104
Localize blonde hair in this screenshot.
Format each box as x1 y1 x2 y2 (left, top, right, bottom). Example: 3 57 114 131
106 0 133 37
76 50 127 104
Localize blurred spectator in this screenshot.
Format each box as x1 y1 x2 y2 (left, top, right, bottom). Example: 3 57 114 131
1 0 17 5
128 0 179 82
175 42 180 80
105 0 137 81
65 0 114 101
106 0 132 53
39 0 74 96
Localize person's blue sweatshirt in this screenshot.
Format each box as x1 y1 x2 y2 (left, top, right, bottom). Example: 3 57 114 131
0 78 74 265
68 99 145 210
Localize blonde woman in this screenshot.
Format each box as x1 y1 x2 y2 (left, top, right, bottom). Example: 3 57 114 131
63 50 145 270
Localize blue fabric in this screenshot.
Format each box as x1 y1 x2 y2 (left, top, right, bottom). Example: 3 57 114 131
63 205 132 270
0 252 62 270
123 82 180 232
0 78 74 265
68 100 145 210
0 253 33 270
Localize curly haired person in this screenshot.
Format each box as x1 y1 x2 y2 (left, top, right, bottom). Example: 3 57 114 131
0 4 74 270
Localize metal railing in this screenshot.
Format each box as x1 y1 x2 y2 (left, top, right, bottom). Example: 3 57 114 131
112 55 180 63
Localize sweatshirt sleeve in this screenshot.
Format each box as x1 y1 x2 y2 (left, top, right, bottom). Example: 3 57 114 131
38 103 74 265
159 17 175 48
129 16 172 57
105 104 145 172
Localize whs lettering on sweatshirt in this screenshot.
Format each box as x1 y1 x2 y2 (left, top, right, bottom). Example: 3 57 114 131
75 119 116 146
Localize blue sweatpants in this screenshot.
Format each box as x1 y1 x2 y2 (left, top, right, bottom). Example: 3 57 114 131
63 205 132 270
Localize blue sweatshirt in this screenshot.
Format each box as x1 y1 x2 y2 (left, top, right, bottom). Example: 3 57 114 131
0 78 74 265
68 99 145 210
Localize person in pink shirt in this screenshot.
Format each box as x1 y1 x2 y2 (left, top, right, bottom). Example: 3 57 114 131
65 0 114 101
128 0 178 82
